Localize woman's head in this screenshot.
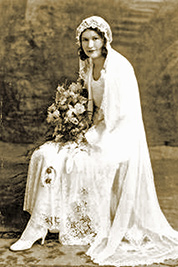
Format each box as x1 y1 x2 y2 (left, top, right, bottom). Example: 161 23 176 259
79 28 107 61
76 16 112 61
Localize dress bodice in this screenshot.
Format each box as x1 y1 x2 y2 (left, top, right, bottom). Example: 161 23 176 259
91 72 104 108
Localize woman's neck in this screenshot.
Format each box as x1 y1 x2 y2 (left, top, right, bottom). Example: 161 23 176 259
92 56 105 81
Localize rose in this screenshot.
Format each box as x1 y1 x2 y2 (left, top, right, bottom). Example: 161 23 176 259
73 103 85 115
69 82 81 93
64 105 75 123
63 90 71 98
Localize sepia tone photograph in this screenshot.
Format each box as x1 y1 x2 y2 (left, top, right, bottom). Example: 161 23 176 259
0 0 178 266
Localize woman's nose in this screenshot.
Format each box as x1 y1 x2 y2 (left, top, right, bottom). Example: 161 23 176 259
88 39 94 48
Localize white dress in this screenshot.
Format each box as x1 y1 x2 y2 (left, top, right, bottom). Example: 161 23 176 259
24 72 118 245
23 48 178 266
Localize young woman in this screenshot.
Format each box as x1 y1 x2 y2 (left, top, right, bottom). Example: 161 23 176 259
10 16 178 267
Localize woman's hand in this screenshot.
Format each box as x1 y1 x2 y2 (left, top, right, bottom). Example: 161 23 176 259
85 120 105 147
92 108 104 125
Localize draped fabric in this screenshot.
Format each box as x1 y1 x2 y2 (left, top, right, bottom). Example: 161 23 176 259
23 46 178 266
24 141 117 245
79 46 142 164
78 47 178 265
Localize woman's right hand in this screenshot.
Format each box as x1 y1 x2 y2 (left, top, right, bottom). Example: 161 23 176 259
85 121 105 147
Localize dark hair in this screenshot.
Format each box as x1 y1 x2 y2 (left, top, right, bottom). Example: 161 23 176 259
78 27 108 61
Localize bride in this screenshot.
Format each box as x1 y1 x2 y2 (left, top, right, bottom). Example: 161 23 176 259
10 16 178 266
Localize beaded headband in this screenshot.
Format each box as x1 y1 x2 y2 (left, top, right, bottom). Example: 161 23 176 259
76 16 112 45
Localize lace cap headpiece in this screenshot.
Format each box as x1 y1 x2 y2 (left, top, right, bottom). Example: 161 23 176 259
76 16 112 45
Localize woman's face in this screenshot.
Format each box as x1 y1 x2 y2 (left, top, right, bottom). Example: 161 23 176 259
81 29 104 60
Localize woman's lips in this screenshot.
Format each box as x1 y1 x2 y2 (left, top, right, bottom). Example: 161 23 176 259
87 49 95 53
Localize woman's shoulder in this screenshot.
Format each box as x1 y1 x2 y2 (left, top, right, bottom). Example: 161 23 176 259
109 48 134 71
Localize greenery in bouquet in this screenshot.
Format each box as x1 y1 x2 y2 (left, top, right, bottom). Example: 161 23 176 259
46 80 91 144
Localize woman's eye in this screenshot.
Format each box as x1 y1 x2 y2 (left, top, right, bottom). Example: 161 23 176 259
82 38 88 42
93 37 98 40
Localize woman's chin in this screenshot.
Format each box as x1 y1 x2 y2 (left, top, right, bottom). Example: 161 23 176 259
86 51 101 59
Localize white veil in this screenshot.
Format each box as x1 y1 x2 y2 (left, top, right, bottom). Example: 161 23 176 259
76 16 178 266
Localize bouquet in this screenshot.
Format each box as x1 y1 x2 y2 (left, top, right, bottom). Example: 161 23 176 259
46 80 91 144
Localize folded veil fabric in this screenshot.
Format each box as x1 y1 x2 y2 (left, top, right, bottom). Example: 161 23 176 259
79 45 178 266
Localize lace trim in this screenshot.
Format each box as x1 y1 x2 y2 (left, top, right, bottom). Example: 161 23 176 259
76 16 112 45
91 253 178 267
60 195 97 245
87 226 178 266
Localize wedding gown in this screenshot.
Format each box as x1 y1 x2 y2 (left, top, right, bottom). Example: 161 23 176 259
24 72 118 245
23 49 178 266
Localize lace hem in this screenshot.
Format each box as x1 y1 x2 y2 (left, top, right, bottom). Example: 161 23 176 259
87 231 178 266
90 253 178 267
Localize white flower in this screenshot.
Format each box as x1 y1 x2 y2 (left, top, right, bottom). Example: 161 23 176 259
60 95 67 105
69 82 78 92
74 103 85 115
48 103 56 113
70 117 79 125
69 91 76 97
69 82 81 93
56 85 65 93
46 108 60 123
46 112 54 123
66 109 73 119
53 109 60 118
65 105 75 120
